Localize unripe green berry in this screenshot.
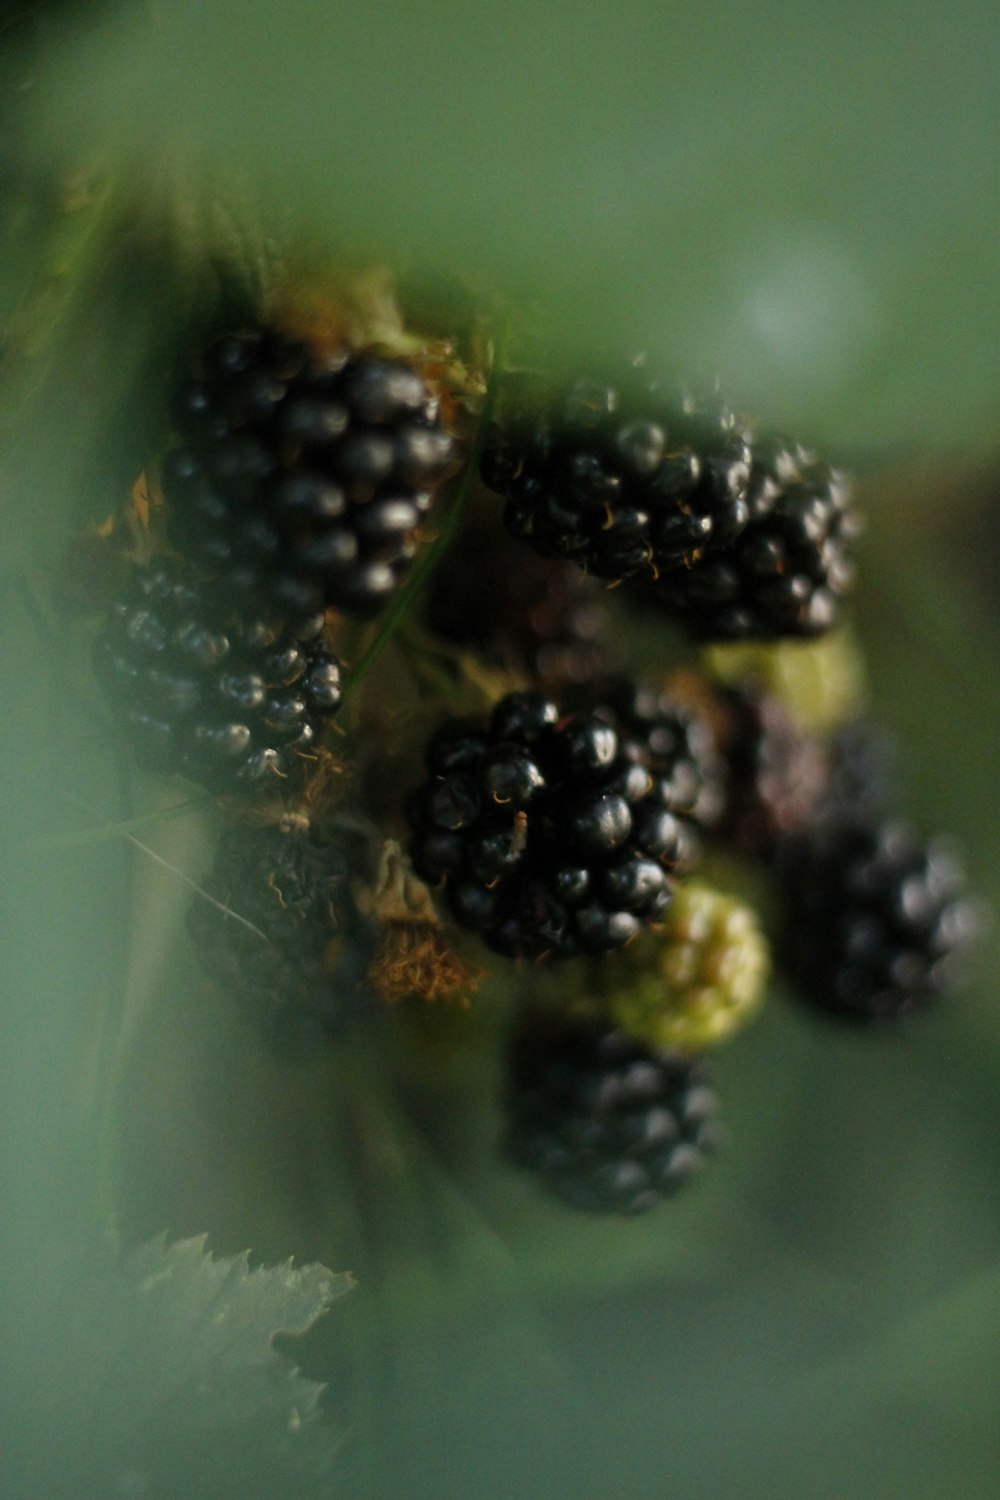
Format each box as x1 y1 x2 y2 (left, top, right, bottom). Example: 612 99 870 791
609 882 769 1052
702 628 865 732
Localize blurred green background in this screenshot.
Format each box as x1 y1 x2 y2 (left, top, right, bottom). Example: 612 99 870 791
2 3 999 1498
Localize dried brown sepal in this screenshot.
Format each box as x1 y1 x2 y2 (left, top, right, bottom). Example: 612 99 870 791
357 839 484 1006
264 267 482 427
58 464 167 617
125 467 167 563
265 272 388 361
297 743 349 822
368 920 483 1007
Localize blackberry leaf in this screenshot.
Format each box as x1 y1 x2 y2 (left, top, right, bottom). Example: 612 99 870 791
1 1231 353 1500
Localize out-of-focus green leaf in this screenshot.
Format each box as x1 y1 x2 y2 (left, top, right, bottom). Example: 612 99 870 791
0 1231 353 1500
713 1262 1000 1500
30 0 1000 450
4 14 1000 1495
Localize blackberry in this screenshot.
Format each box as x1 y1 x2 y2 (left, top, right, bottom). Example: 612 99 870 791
779 818 979 1020
94 562 343 791
716 687 830 858
408 690 691 959
188 817 371 1036
649 439 860 640
504 1020 720 1213
164 326 456 619
480 371 753 583
605 679 726 868
424 506 619 688
608 882 769 1053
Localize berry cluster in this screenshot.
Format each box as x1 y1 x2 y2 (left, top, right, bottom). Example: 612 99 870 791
94 562 343 789
80 283 981 1222
408 684 730 959
648 444 859 640
504 1021 720 1214
166 328 455 619
480 381 861 640
93 318 461 794
607 680 726 860
712 687 981 1021
779 814 978 1022
481 376 753 578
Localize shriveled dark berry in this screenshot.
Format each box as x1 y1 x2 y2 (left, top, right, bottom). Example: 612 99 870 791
504 1020 720 1213
94 562 343 792
480 370 753 584
648 441 861 640
409 689 691 959
779 817 980 1020
188 817 372 1038
165 328 456 619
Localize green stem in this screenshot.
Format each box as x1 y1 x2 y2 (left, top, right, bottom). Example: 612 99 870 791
340 328 506 708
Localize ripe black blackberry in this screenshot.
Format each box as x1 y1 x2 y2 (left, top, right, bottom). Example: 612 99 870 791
480 370 753 583
188 817 371 1038
409 690 691 959
424 506 619 688
94 562 343 791
604 679 725 868
779 818 979 1021
648 438 860 640
504 1020 720 1213
163 326 456 619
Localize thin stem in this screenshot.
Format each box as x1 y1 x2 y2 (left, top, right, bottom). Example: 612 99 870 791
126 834 272 942
52 788 270 939
33 792 214 852
340 328 507 707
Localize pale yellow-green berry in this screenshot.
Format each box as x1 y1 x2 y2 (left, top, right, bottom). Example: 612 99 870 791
702 628 866 733
608 882 770 1053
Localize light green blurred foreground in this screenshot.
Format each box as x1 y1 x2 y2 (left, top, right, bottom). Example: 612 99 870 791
2 5 999 1499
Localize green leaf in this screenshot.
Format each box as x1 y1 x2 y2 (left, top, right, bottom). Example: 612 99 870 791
1 1230 354 1500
